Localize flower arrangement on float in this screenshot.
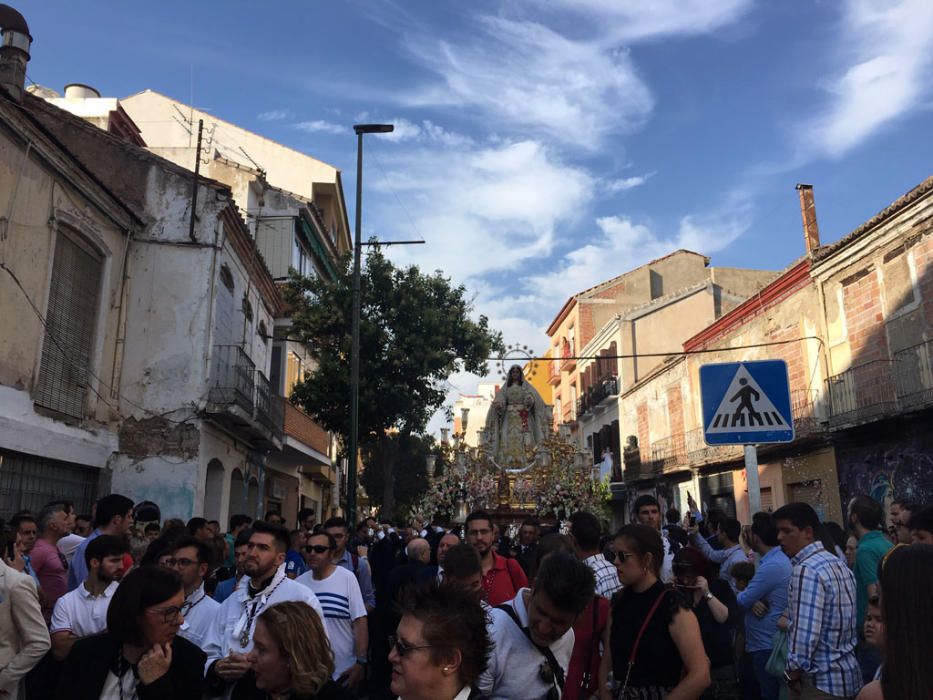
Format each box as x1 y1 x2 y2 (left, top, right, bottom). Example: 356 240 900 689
413 428 610 523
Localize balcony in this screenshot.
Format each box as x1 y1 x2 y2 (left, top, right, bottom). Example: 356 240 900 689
254 372 284 436
206 345 283 448
548 358 561 385
827 360 898 426
208 345 255 415
684 427 743 465
649 433 687 472
576 376 620 419
893 339 933 410
560 339 576 372
284 401 331 456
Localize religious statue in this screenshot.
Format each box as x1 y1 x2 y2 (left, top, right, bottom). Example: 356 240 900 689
484 365 550 468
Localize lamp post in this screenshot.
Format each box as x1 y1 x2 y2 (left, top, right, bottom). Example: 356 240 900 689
347 123 394 528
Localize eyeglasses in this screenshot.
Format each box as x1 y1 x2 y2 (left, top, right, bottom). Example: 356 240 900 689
612 550 634 563
304 545 331 554
389 635 436 657
147 600 192 623
173 557 198 567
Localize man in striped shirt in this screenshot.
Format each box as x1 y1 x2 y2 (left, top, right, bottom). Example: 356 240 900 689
569 511 620 598
774 502 860 699
296 531 368 691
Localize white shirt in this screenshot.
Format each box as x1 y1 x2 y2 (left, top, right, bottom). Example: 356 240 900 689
203 563 324 696
50 580 118 637
477 588 575 700
56 534 85 566
99 670 136 700
177 582 220 650
296 566 366 679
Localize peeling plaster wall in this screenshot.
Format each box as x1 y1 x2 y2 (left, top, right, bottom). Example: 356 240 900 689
109 453 200 521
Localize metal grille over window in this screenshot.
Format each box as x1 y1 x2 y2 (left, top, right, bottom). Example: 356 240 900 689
34 231 103 419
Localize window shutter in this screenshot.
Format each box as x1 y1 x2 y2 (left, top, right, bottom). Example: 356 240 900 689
34 230 103 418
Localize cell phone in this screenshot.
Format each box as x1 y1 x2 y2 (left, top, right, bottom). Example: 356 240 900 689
688 514 697 527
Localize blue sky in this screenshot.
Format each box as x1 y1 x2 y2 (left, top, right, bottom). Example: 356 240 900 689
18 0 933 405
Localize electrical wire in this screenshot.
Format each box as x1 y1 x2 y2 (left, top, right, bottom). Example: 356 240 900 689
1 261 198 427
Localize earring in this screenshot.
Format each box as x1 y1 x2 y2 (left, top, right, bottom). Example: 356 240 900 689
443 666 451 673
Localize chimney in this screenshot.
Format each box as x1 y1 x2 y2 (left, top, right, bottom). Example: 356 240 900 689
0 4 31 103
795 183 820 254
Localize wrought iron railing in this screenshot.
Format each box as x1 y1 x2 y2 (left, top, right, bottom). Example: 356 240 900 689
254 372 283 438
577 376 620 417
209 345 255 415
893 339 933 409
649 433 687 471
827 360 898 425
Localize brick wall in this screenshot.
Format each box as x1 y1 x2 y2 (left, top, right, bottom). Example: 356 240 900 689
841 268 889 363
284 401 329 455
636 401 649 463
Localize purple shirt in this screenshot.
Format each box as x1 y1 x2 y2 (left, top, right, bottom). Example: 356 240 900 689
30 538 69 623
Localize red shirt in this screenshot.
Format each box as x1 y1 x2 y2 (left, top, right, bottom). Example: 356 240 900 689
564 594 610 700
30 538 69 623
481 552 528 607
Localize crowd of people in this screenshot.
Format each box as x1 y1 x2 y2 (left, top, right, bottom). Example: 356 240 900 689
1 491 931 699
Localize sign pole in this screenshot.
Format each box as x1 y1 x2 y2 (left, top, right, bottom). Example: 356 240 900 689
744 444 761 517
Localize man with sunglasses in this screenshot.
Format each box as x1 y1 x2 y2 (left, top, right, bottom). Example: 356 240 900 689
296 532 368 692
30 501 76 624
170 536 220 651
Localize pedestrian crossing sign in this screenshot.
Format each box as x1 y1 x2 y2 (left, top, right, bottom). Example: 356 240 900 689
700 360 794 445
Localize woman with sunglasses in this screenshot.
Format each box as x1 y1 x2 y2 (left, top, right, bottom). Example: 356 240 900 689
246 601 352 699
390 583 490 700
599 524 710 700
671 547 740 699
55 566 206 700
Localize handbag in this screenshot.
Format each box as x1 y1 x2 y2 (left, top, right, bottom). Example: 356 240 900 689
765 628 788 678
618 590 669 697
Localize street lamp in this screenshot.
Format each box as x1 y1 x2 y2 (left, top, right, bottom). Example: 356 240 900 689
347 123 394 528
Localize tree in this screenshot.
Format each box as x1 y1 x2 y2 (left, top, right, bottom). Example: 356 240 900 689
283 246 502 516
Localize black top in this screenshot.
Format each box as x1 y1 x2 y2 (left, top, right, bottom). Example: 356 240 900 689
690 578 739 670
276 680 355 699
55 632 206 700
610 580 685 688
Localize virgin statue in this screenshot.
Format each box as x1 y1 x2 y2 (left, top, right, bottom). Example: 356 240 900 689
484 365 550 468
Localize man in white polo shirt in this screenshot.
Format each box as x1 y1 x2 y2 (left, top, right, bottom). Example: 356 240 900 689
170 535 220 650
477 551 596 700
50 534 127 660
296 531 368 691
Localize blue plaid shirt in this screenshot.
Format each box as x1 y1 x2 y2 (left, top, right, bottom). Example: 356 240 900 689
786 542 860 697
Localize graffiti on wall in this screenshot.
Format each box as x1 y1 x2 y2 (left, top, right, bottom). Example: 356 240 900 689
836 425 933 515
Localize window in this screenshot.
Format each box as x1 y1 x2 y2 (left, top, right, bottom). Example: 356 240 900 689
257 320 268 344
34 230 103 419
285 351 303 397
292 237 308 276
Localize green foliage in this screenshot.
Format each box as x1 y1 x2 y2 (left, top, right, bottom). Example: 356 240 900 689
282 246 503 514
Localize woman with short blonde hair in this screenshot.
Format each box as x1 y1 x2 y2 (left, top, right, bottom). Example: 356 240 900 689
247 601 351 699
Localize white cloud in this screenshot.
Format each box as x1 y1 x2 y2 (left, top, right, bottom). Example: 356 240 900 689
533 0 754 43
391 3 753 150
381 118 422 142
257 109 289 121
806 0 933 157
368 139 593 282
525 197 753 310
401 16 653 150
605 172 655 193
293 119 348 135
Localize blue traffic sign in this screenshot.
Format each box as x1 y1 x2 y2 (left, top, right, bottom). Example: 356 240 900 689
700 360 794 445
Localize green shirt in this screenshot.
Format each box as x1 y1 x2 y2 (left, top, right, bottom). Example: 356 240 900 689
854 530 892 626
